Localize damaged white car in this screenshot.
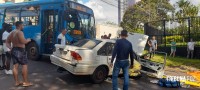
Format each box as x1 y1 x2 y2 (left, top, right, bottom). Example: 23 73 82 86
50 33 166 83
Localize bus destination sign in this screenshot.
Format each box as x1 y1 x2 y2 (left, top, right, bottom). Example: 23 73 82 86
69 2 87 12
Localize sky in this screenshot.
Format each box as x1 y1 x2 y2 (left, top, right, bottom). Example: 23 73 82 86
170 0 200 5
78 0 118 24
78 0 200 24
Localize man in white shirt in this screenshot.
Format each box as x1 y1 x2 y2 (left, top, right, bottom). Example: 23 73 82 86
57 28 68 73
2 23 13 74
187 39 195 59
57 29 67 45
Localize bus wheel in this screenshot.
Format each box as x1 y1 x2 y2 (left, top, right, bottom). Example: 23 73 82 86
26 42 40 61
90 66 108 84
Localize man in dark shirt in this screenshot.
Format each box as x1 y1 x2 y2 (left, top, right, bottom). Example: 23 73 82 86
110 30 134 90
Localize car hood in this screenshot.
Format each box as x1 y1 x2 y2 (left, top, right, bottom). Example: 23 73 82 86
126 33 149 56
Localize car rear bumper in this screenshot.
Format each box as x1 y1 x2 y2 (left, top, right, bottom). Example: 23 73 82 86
50 55 96 75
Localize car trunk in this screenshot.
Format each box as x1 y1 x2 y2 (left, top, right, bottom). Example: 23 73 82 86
53 44 90 64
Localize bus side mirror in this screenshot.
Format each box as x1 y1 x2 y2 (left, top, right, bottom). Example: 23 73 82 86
64 11 71 21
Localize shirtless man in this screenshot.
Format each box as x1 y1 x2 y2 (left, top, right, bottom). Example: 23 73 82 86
6 21 32 87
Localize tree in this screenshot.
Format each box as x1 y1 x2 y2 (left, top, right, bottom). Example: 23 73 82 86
175 0 199 35
121 0 174 33
175 0 198 18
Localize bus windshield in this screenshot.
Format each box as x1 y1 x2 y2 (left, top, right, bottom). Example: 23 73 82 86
65 10 95 40
65 10 82 39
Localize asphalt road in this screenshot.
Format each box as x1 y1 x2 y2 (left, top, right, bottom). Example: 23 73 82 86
0 57 198 90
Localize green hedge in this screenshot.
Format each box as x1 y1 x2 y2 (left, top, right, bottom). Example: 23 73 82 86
165 35 185 44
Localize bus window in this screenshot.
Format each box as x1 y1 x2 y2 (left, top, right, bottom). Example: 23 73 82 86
89 16 95 38
0 8 4 28
90 16 95 28
5 7 21 25
21 6 40 26
78 13 95 38
0 15 3 25
78 13 89 32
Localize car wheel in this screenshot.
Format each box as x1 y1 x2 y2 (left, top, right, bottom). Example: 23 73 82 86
26 42 40 61
91 66 108 84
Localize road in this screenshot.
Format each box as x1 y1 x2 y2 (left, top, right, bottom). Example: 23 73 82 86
0 57 198 90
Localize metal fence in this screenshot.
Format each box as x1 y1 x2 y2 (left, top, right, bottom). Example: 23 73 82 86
144 17 200 47
144 17 200 58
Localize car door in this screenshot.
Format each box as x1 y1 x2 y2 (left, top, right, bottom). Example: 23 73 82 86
97 42 115 65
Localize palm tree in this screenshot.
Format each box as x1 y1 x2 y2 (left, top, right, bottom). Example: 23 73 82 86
176 0 198 18
175 0 199 41
176 0 190 18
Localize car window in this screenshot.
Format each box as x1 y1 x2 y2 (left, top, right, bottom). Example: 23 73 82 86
73 39 101 49
97 42 115 56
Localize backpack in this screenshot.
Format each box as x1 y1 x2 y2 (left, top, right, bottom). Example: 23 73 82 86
158 78 181 88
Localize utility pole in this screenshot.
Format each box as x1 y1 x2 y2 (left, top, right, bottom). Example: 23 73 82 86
118 0 121 25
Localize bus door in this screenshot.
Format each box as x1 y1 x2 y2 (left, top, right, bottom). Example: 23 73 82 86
42 10 58 54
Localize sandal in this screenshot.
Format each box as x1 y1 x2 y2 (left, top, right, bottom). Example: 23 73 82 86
22 82 33 87
15 82 23 87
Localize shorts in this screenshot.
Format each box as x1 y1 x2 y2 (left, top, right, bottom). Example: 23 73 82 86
149 47 155 52
11 47 28 65
3 43 11 54
171 49 176 52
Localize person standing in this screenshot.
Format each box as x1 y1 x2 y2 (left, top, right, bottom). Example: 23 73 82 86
151 36 157 51
148 38 153 53
2 24 13 74
110 30 134 90
107 33 112 39
187 39 195 59
57 29 67 73
148 36 157 58
103 35 108 39
57 29 67 45
101 35 104 39
6 21 32 87
0 23 7 70
169 39 176 57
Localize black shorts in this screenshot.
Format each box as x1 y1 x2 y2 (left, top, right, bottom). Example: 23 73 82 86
11 47 28 65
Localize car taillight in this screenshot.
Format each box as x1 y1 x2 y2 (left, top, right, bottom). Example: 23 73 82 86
71 51 82 61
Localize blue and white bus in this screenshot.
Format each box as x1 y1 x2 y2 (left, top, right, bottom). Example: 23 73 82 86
0 0 96 60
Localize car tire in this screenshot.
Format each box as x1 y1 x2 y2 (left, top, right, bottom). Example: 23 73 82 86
91 66 108 84
26 42 40 61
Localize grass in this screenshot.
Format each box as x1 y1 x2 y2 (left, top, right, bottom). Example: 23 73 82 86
159 41 200 47
150 54 200 70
